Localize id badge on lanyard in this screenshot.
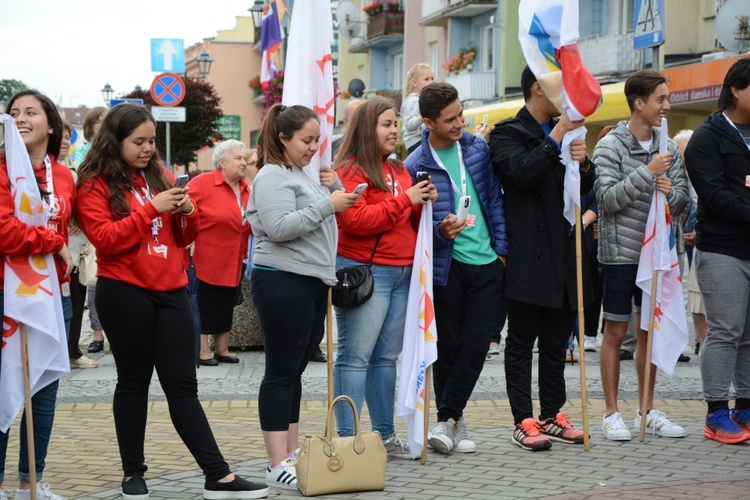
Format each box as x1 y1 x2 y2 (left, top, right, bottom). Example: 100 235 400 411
428 145 476 228
131 173 168 260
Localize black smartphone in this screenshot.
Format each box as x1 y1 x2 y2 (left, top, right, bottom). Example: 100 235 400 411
175 175 189 188
416 171 429 184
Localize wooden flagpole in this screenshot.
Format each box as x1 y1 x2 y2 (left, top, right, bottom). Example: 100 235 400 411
20 325 38 500
421 365 432 465
326 290 334 410
639 271 659 442
574 205 591 451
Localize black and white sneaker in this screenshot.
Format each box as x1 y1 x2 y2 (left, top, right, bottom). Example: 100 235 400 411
265 458 297 490
203 475 269 499
121 476 149 500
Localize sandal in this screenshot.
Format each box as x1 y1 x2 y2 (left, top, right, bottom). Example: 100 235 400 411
71 355 99 368
87 340 104 353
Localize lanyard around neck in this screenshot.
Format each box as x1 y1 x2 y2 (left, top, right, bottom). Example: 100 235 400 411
42 155 55 219
722 112 750 152
130 171 160 241
428 143 466 197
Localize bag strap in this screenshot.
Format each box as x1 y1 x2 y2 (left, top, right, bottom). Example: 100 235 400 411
324 395 366 454
366 169 397 267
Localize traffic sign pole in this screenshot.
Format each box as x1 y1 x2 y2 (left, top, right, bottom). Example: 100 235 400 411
166 122 172 173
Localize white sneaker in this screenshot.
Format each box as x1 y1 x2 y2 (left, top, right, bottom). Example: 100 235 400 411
16 483 67 500
452 418 476 453
584 337 597 352
602 412 632 441
383 433 414 459
0 487 9 500
427 418 456 454
634 409 686 438
265 458 297 490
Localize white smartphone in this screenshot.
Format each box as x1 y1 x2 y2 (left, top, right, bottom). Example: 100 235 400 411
482 114 488 128
456 195 471 221
353 182 368 195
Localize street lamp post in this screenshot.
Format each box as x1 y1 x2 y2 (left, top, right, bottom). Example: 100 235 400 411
196 50 214 80
101 83 114 107
249 0 264 43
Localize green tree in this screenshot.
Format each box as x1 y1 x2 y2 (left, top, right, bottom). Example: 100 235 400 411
123 79 223 167
0 79 30 106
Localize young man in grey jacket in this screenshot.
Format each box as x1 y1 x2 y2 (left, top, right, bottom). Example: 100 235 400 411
593 70 689 441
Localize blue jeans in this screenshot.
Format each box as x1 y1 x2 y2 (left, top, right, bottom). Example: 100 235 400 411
333 256 411 438
0 294 72 483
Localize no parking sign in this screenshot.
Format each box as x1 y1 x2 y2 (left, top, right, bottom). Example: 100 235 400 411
150 73 185 107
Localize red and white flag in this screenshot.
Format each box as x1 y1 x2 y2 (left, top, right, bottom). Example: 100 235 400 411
282 0 334 183
518 0 602 226
636 118 689 375
396 203 438 458
1 114 69 433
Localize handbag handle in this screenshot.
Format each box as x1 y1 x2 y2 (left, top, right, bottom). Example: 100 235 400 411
324 395 366 455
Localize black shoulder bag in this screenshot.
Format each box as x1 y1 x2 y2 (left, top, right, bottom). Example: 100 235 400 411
331 234 383 309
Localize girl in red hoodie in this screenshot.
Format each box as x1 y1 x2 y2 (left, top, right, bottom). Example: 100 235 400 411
75 104 267 500
0 90 74 500
332 97 435 458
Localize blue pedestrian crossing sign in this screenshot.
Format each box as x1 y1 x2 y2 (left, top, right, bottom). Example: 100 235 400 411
151 38 185 73
633 0 664 50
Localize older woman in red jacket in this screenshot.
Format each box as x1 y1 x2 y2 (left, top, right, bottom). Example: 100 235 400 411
189 140 252 366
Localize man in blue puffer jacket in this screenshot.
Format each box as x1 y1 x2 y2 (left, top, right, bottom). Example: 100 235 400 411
405 82 508 456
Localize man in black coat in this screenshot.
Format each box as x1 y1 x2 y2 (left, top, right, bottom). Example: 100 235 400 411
489 66 594 451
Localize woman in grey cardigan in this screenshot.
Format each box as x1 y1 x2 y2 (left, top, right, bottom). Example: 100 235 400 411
246 104 359 491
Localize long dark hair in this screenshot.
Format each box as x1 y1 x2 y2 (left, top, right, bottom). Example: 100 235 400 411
258 104 319 170
334 96 402 192
5 89 63 160
77 104 170 218
5 89 63 202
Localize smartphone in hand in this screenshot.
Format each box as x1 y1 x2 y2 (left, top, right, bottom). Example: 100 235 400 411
416 171 429 184
456 195 471 221
353 182 368 195
482 114 488 128
175 175 189 188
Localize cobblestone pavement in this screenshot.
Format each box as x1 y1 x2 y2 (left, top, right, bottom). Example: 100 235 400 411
2 297 746 499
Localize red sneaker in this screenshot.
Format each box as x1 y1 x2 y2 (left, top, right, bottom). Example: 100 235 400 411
539 412 585 444
512 418 552 451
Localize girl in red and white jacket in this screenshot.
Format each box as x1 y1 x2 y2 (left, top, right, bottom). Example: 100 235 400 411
75 104 267 500
0 90 74 500
332 96 436 457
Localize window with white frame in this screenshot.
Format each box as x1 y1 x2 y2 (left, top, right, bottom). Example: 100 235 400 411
480 25 495 71
393 53 404 90
430 42 439 75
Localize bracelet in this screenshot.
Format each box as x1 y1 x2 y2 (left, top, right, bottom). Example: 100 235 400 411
579 157 592 173
183 204 195 217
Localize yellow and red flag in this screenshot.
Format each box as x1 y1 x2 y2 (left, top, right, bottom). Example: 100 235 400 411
0 114 69 433
396 202 438 458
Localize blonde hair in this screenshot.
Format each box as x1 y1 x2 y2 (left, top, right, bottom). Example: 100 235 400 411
404 63 433 97
673 129 693 145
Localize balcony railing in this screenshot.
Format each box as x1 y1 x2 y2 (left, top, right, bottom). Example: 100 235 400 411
421 0 496 26
367 9 405 39
444 69 497 101
578 32 643 78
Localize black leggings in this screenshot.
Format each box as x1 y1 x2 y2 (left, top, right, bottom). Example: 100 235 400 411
95 277 230 480
251 269 328 431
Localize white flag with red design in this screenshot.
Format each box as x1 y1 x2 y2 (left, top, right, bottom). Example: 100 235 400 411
635 118 689 375
281 0 334 183
1 114 69 433
396 202 438 458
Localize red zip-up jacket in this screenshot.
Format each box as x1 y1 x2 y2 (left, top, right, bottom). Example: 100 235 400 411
0 155 73 291
76 169 199 291
189 169 251 287
336 159 421 266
